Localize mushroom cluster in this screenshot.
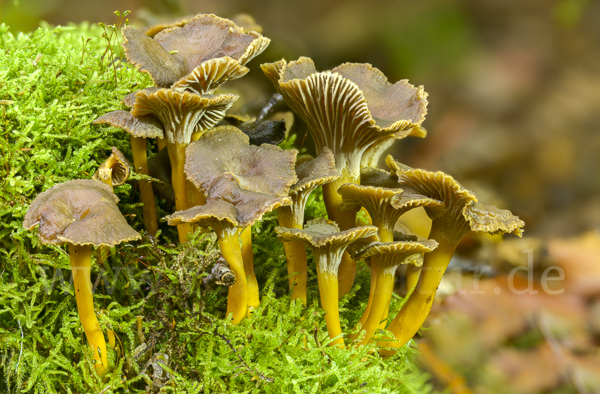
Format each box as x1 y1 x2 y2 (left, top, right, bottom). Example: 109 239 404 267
23 13 525 375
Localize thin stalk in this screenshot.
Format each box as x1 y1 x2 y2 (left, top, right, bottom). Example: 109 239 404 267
240 227 259 314
277 207 307 304
355 267 395 346
131 136 158 235
323 174 360 298
351 256 378 340
167 143 192 243
218 228 248 324
405 265 421 294
380 227 457 354
69 244 107 374
354 226 393 333
316 269 345 348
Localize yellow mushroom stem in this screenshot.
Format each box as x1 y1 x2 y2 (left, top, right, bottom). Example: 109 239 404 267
380 227 458 355
277 209 308 304
354 226 393 333
68 244 108 374
217 227 248 324
351 257 378 339
240 227 259 314
354 260 395 346
405 264 421 294
322 172 360 298
157 138 167 151
315 267 345 348
131 136 159 236
167 143 192 243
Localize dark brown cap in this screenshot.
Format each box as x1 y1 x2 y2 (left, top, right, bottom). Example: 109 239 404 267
23 180 140 247
124 14 270 88
93 110 164 139
185 125 297 196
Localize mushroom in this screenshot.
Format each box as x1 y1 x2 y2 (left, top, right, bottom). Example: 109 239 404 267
132 90 238 242
276 218 378 347
351 239 438 346
123 14 270 90
92 147 131 190
381 168 524 354
167 177 291 323
262 57 428 296
93 111 162 235
338 175 443 331
276 148 340 304
23 180 141 373
183 125 297 316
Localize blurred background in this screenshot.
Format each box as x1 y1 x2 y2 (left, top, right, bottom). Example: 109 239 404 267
3 0 600 392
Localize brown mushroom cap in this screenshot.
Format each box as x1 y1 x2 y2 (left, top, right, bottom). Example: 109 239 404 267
124 14 270 88
464 201 525 237
23 180 141 247
92 147 132 186
276 218 378 272
291 148 340 195
360 167 399 189
332 63 427 129
131 90 238 145
167 177 291 229
262 57 428 175
185 125 298 196
93 110 164 139
396 168 524 238
355 239 438 271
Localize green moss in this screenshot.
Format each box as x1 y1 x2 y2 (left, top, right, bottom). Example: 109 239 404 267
0 21 434 393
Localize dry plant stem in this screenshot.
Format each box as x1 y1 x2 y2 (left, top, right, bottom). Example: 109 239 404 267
380 228 458 355
131 136 158 235
167 143 192 243
157 138 167 151
316 268 345 348
240 227 260 314
68 244 108 374
277 208 308 304
323 174 360 297
355 263 395 346
218 228 248 324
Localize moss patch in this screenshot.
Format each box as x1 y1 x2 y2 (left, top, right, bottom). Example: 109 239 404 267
0 21 433 393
